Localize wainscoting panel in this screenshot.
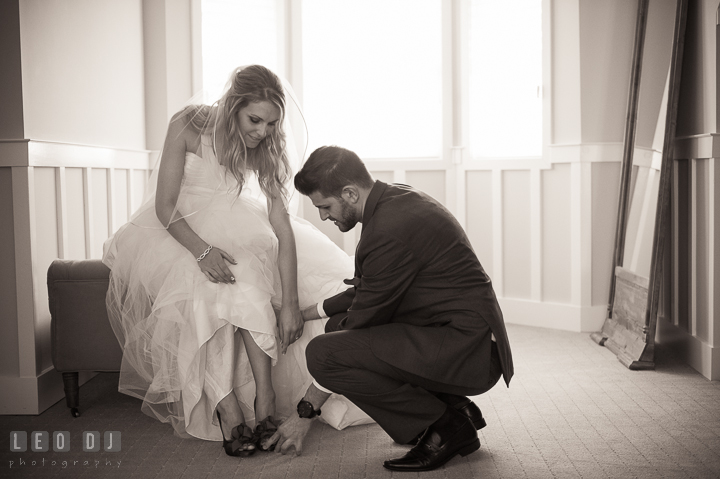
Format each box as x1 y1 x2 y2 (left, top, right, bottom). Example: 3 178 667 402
33 168 60 262
542 163 572 304
406 170 446 206
33 167 61 374
371 171 394 184
693 159 710 344
591 161 622 306
502 170 532 300
65 167 87 260
91 168 110 259
131 168 148 216
113 168 129 231
466 170 494 278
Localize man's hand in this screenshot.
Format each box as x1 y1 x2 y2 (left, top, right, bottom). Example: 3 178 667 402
265 384 330 454
266 415 314 456
277 305 303 354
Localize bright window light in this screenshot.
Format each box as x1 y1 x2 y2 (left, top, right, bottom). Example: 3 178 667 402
302 0 442 159
469 0 542 158
200 0 543 160
201 0 280 102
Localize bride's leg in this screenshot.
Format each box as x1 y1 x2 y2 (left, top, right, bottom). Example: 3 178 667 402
215 390 245 431
200 326 254 452
212 390 256 455
239 328 276 420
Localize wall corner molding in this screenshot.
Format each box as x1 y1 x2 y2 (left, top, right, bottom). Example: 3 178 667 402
657 315 719 381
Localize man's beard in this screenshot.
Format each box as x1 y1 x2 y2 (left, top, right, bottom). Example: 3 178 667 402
333 199 359 232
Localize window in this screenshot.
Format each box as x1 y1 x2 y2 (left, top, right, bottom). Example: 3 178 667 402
301 0 442 159
200 0 543 160
469 0 542 158
201 0 280 101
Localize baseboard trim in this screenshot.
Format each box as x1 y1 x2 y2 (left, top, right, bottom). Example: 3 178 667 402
499 297 607 333
656 316 719 381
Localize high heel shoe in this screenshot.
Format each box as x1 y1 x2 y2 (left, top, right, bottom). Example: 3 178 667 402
253 397 278 452
216 410 256 457
254 415 279 452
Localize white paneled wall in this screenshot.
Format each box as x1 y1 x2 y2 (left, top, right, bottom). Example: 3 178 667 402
658 146 720 380
542 163 572 303
33 167 149 264
466 171 494 278
502 170 532 299
0 140 152 413
28 163 148 374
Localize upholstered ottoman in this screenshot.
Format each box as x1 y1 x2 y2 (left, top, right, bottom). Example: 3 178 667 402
47 259 122 417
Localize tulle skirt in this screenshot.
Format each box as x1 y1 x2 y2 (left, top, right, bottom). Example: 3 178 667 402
103 189 371 440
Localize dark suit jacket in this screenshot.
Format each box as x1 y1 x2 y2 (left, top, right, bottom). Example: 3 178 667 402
323 181 513 390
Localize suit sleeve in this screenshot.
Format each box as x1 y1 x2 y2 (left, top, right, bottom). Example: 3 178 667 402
338 233 419 330
322 287 355 317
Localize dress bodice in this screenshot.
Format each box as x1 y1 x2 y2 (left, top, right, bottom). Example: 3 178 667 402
181 138 267 208
183 151 222 191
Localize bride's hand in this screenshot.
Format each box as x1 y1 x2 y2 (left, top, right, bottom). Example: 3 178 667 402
278 305 303 355
198 247 237 284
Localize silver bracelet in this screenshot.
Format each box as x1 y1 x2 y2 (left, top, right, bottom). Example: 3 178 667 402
197 245 212 262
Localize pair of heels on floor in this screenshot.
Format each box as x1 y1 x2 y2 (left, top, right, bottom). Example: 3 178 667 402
216 409 279 457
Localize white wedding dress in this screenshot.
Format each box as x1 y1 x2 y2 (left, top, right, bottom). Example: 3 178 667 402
102 134 371 440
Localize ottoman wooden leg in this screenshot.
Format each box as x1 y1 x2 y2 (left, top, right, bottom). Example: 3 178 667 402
62 372 81 417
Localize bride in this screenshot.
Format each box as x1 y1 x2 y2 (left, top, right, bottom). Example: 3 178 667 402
102 65 369 456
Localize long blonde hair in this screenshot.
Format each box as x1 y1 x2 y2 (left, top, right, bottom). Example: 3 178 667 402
182 65 291 200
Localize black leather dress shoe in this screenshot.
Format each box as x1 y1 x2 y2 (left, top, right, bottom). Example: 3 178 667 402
455 397 487 430
384 407 480 472
404 398 485 445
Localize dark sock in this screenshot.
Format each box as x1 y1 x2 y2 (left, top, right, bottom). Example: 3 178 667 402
431 404 466 431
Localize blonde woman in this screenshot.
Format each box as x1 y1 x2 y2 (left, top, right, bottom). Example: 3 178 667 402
103 65 364 456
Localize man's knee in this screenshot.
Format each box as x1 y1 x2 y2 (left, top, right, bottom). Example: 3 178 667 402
306 335 332 379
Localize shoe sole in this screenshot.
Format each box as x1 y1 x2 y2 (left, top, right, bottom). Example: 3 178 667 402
458 438 481 457
383 437 481 472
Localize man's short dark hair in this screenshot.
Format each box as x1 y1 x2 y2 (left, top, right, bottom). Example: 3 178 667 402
294 146 374 198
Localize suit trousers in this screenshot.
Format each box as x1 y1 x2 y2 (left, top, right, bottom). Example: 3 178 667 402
306 324 501 444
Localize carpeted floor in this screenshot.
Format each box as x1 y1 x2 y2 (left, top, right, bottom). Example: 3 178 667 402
1 323 719 478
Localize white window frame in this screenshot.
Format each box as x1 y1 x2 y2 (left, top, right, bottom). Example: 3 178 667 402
192 0 551 243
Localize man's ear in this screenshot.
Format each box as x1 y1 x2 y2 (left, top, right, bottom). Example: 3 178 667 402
340 185 360 204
